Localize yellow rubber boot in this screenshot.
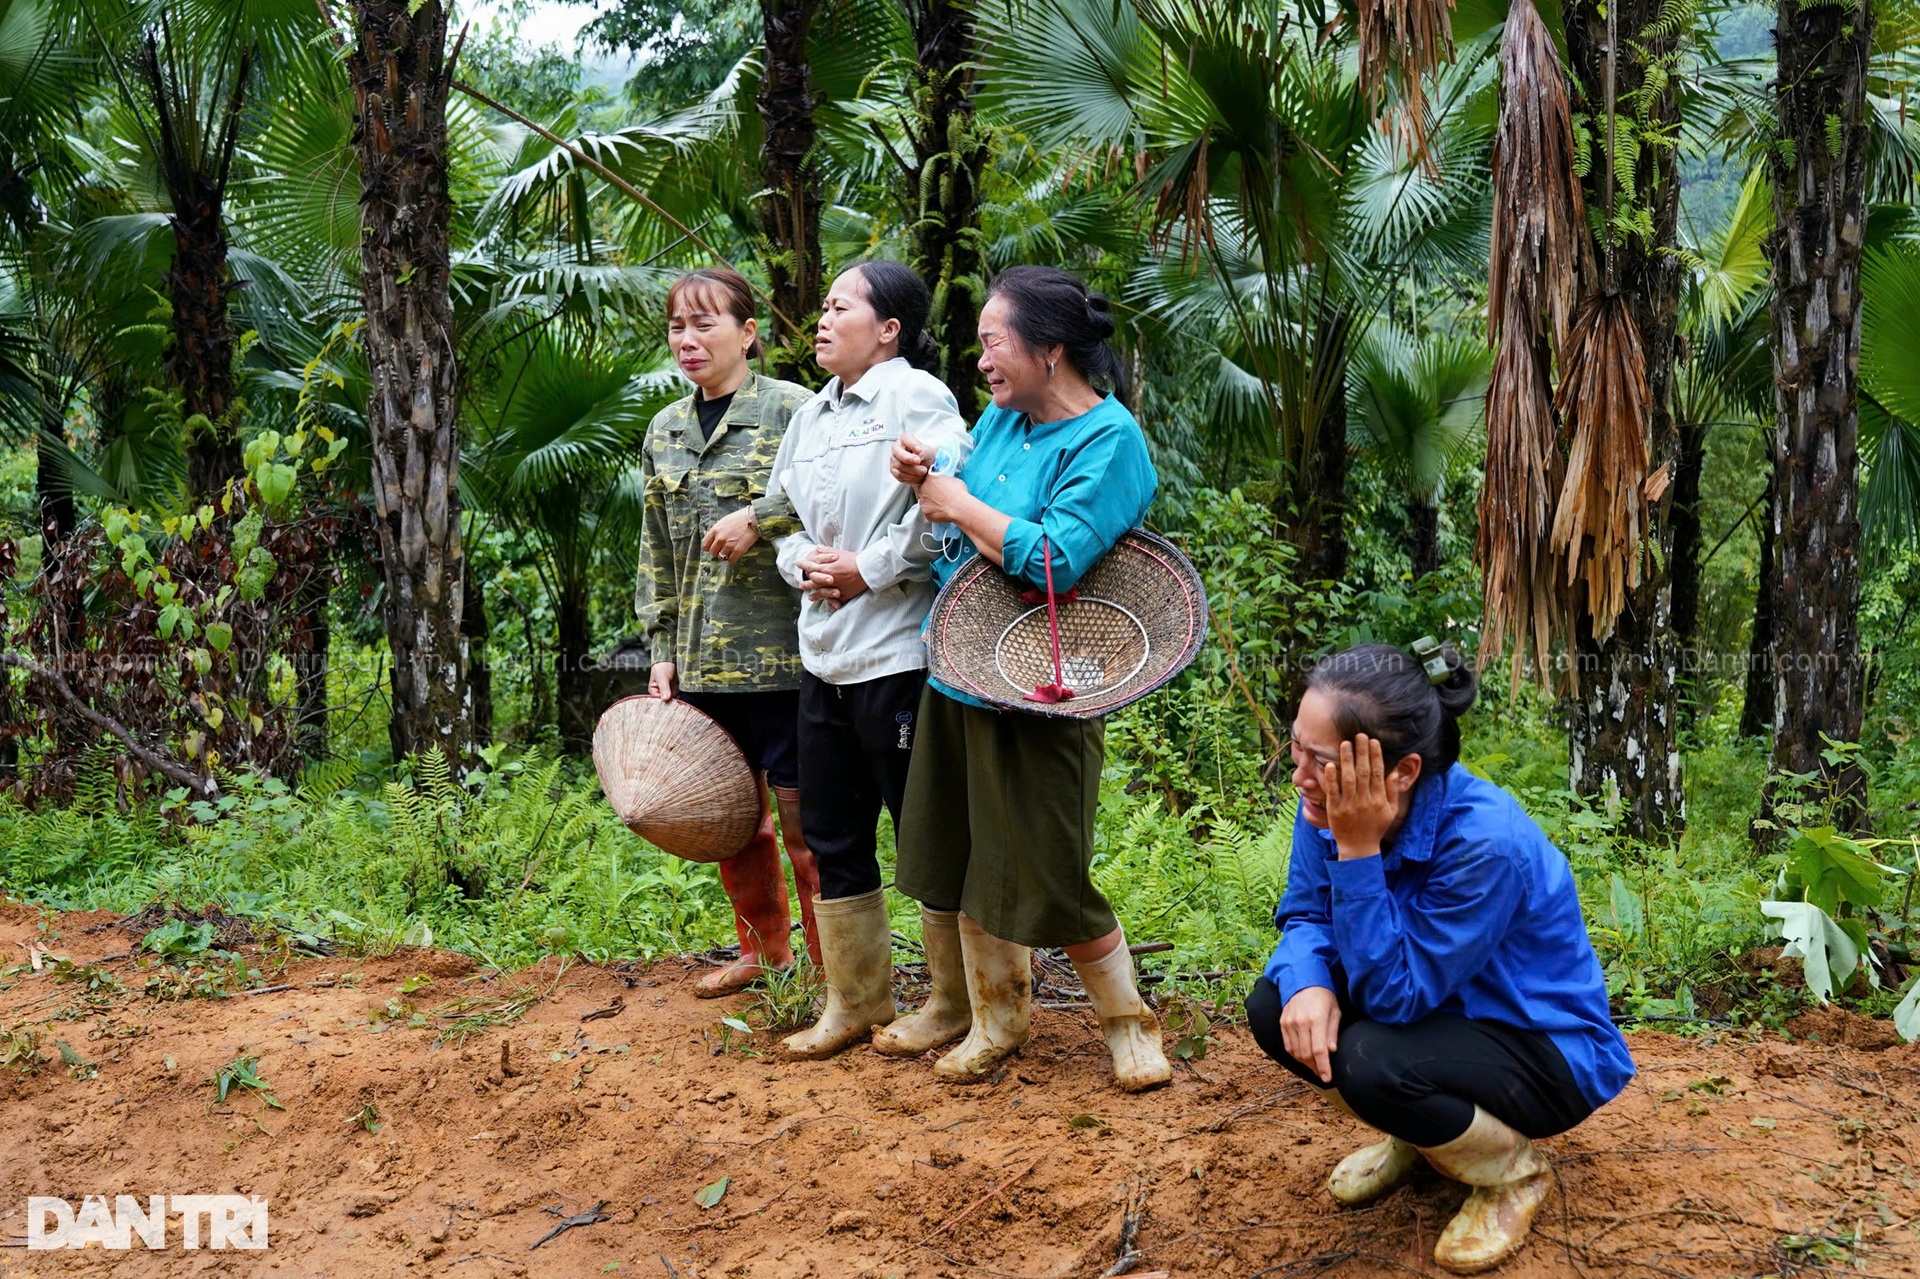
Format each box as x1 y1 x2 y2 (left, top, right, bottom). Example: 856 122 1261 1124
932 915 1030 1082
777 889 896 1059
872 907 971 1056
1070 939 1172 1092
1324 1089 1422 1205
1419 1107 1554 1274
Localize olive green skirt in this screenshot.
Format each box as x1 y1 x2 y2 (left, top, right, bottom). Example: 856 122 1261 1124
893 687 1117 947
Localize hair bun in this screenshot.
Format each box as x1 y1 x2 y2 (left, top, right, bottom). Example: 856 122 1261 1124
1434 642 1479 719
1084 292 1116 339
907 329 941 375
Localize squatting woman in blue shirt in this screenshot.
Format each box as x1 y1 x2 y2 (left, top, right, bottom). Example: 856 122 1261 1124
877 266 1170 1095
1248 642 1636 1275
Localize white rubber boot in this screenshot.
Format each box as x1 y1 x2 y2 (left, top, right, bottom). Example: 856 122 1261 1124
1419 1107 1554 1274
777 889 896 1059
932 915 1030 1082
872 907 971 1056
1070 940 1172 1092
1324 1088 1422 1205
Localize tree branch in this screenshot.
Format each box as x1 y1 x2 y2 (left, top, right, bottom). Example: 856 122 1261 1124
0 652 218 797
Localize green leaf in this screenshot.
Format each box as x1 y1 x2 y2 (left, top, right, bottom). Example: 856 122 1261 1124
1760 900 1863 1002
1895 976 1920 1043
1609 873 1645 937
694 1176 729 1209
206 623 233 654
256 462 297 507
1785 827 1887 911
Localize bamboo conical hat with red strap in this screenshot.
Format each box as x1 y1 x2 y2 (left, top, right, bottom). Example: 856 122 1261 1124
592 695 763 862
925 529 1208 720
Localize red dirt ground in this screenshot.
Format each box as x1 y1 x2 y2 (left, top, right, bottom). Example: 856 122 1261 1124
0 901 1915 1279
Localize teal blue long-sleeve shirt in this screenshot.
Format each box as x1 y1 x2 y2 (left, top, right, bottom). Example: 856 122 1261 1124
1264 763 1637 1112
927 395 1158 707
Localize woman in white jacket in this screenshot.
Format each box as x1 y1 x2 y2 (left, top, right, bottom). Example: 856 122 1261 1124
762 261 973 1058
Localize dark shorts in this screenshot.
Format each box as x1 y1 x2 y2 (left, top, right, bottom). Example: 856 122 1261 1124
676 688 801 792
893 687 1116 947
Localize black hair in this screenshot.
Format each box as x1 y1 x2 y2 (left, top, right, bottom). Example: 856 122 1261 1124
1305 641 1478 776
851 260 940 374
985 265 1128 403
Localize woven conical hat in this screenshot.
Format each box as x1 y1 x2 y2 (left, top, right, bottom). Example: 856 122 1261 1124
926 529 1208 720
593 696 763 862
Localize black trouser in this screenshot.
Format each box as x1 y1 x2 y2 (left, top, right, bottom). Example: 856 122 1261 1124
1245 976 1595 1147
798 670 929 901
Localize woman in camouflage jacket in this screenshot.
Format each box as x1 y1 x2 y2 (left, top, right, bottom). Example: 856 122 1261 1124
635 267 821 997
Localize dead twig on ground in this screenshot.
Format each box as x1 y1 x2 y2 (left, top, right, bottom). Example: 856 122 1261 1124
528 1200 609 1250
1100 1174 1149 1276
893 1158 1037 1262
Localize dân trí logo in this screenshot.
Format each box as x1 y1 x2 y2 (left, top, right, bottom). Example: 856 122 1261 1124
25 1195 268 1250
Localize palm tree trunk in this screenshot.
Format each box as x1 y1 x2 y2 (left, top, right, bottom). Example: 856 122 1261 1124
1407 495 1440 580
167 179 243 499
462 566 492 748
1562 0 1686 838
1764 0 1873 823
758 0 823 382
1294 313 1351 588
1668 407 1708 724
141 34 249 500
292 566 331 761
37 432 73 543
346 0 471 770
1739 471 1775 738
556 575 594 752
903 0 989 416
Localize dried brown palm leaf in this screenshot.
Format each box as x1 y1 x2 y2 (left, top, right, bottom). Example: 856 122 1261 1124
1479 0 1594 694
1357 0 1456 165
1550 293 1654 644
1477 306 1571 695
1488 0 1591 356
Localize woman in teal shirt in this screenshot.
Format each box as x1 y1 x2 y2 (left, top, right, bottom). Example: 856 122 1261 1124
880 266 1168 1094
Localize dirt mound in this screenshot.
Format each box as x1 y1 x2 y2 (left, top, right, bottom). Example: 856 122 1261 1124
0 906 1916 1278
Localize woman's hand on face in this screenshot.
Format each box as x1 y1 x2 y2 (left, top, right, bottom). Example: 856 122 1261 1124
890 434 934 485
1280 986 1341 1084
1324 734 1396 859
649 662 677 701
797 548 869 611
915 473 968 523
702 507 760 562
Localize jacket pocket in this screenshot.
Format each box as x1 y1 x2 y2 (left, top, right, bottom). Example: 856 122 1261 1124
708 470 764 502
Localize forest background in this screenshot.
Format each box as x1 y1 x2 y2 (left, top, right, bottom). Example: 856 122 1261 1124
1 0 1918 1042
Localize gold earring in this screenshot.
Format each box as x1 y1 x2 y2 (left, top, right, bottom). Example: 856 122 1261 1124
1047 360 1056 379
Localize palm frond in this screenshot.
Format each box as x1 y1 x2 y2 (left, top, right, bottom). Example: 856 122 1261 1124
1862 243 1920 426
1355 0 1457 163
1550 294 1656 645
1689 163 1772 329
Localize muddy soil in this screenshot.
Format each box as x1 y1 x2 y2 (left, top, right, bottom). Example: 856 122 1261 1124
0 902 1915 1279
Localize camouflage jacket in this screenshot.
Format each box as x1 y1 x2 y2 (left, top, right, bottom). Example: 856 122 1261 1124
634 372 813 691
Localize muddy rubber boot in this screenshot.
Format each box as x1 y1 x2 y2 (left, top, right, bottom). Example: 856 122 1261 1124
932 915 1030 1082
1070 939 1172 1092
778 889 897 1058
1419 1107 1554 1274
772 786 823 969
1324 1088 1421 1205
694 813 794 999
872 907 971 1057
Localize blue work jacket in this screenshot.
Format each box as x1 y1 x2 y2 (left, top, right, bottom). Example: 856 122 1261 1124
927 395 1157 708
1264 763 1637 1111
